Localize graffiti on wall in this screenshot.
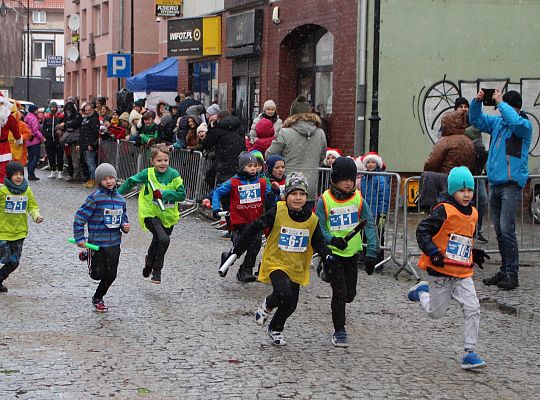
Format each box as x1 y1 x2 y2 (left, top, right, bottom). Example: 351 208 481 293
413 76 540 157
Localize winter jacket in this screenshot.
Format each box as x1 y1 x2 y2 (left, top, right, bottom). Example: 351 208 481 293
61 109 83 145
469 99 532 188
137 122 161 145
248 113 282 144
42 112 64 143
201 116 246 184
266 113 327 200
178 97 204 117
359 168 390 216
23 112 44 147
423 131 475 175
418 171 448 210
0 183 40 241
79 111 100 149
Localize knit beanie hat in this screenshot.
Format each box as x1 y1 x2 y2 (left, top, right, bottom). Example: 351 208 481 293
206 104 221 116
119 112 130 122
502 90 522 109
266 155 284 175
28 104 38 113
361 151 384 169
95 163 117 184
6 161 24 180
323 148 342 166
250 150 265 165
454 97 469 110
284 172 308 197
447 166 474 196
186 104 204 117
238 151 258 171
263 100 277 111
197 122 208 134
255 118 275 138
331 156 358 183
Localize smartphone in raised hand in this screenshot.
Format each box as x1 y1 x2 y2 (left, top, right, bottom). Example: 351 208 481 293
482 88 496 106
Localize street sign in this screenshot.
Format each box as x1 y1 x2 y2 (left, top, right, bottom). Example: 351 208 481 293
156 0 182 17
47 56 63 68
107 54 132 78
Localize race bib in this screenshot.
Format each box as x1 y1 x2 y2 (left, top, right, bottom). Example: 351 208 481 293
104 208 123 228
238 183 261 204
445 233 473 265
329 206 359 231
5 195 28 214
278 226 309 253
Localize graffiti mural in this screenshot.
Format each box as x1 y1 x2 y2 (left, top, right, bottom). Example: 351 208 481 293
413 76 540 157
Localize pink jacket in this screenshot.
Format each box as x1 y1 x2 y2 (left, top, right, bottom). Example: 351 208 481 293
24 112 45 147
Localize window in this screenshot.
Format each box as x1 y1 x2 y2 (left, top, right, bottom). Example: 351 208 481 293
191 61 219 108
81 9 87 40
101 2 109 35
32 10 46 24
92 5 101 36
33 41 54 60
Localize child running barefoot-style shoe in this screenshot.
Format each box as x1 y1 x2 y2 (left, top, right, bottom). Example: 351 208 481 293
255 299 272 326
92 297 108 313
150 271 161 284
407 281 429 302
331 330 348 348
461 351 487 370
267 327 287 346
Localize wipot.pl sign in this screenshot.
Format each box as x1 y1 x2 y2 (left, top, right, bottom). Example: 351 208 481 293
156 0 182 17
167 16 221 57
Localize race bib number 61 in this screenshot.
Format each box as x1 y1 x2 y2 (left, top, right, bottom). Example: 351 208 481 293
278 226 309 252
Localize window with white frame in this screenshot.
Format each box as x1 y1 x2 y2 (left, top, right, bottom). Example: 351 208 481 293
32 10 46 24
33 41 54 60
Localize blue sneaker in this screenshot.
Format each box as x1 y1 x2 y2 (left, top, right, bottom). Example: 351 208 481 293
407 281 429 302
331 330 348 348
461 352 487 370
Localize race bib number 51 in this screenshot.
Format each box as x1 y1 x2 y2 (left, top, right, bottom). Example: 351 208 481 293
278 226 309 252
5 195 28 214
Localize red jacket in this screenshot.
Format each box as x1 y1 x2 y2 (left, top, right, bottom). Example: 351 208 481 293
1 114 21 162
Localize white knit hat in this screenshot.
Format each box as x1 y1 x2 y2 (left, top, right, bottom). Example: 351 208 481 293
263 100 277 111
197 122 208 134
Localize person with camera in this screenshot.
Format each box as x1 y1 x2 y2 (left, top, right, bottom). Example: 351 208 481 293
469 89 532 290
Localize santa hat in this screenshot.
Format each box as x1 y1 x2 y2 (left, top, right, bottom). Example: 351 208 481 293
325 147 341 160
360 151 385 170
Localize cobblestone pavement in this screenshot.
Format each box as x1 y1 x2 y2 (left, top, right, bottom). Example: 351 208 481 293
1 172 539 399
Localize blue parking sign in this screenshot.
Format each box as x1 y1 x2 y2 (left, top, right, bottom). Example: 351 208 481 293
107 54 132 78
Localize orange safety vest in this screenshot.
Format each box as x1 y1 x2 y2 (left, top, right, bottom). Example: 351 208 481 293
418 203 478 278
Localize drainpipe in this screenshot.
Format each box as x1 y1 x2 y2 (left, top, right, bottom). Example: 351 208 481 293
119 0 124 91
368 0 381 152
354 0 368 155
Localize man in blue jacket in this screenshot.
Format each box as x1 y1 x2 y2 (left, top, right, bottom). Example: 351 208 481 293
469 89 532 290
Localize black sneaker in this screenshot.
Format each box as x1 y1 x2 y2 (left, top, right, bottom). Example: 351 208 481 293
497 274 519 290
28 175 40 181
476 233 488 244
151 271 161 284
0 282 7 293
482 271 505 286
143 256 152 278
236 268 256 283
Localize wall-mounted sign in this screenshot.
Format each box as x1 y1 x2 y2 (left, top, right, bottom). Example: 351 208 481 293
226 10 263 48
156 0 182 17
168 16 221 57
107 54 132 78
224 0 263 10
71 33 80 44
46 56 63 68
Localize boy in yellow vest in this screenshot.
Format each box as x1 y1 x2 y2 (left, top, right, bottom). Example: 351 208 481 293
230 172 335 346
408 166 489 370
316 156 379 347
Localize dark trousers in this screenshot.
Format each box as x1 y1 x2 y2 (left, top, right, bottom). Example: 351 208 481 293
45 140 64 171
0 239 25 282
231 224 262 272
27 144 41 177
266 270 300 332
144 217 173 272
89 245 121 299
330 254 358 331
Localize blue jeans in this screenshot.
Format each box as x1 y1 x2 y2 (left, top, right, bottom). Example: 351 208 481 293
85 149 97 180
489 183 522 275
26 144 41 177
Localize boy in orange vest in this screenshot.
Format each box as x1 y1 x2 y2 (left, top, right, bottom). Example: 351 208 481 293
407 166 489 370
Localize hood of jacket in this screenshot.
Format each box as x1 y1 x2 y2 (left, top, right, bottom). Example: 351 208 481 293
441 110 467 137
216 116 242 133
283 113 321 138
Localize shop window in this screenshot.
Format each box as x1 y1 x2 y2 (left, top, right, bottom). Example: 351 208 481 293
315 32 334 117
33 41 54 60
191 61 218 108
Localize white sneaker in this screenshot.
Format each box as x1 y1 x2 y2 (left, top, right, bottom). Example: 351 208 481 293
267 327 287 346
56 171 63 179
47 171 55 179
255 299 272 326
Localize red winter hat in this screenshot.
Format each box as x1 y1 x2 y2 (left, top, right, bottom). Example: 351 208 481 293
255 118 275 139
323 147 342 165
361 151 385 169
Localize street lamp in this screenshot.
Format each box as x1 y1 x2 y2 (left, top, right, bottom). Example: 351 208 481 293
0 0 30 101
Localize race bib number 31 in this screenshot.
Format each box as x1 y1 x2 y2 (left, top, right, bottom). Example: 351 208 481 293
445 233 473 265
329 206 358 231
278 226 309 252
5 195 28 214
238 183 261 204
104 208 123 228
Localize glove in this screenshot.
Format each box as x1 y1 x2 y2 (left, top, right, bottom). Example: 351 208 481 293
212 209 222 219
153 189 162 200
378 214 387 228
364 256 377 275
330 236 348 250
430 251 445 268
317 255 335 283
472 248 490 269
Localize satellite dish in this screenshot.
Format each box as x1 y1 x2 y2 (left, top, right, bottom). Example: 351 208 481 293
68 14 80 31
67 46 79 62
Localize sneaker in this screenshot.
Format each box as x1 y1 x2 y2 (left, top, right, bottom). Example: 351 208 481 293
331 330 349 348
482 271 505 286
0 282 7 293
267 327 287 346
56 171 63 179
47 171 56 179
407 280 429 302
461 351 487 370
150 271 161 284
92 297 108 313
497 273 519 290
28 175 40 181
143 256 152 278
236 268 257 283
476 233 488 244
255 299 272 326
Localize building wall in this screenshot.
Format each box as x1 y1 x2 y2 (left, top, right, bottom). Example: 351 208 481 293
0 10 24 80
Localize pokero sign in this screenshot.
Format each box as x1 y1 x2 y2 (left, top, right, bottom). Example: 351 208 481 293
156 0 182 17
168 16 221 57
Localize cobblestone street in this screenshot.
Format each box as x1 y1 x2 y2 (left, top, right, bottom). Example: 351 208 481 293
1 174 539 399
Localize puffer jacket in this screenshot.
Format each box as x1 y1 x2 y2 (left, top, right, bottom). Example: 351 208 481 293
266 113 327 200
359 167 390 216
23 112 44 147
469 99 532 188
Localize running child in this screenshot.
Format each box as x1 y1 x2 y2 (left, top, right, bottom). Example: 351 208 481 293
0 162 43 293
316 156 379 347
73 163 130 312
407 166 489 370
230 172 334 346
212 151 273 282
118 144 186 284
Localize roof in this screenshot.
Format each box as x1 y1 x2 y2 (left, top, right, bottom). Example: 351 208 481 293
4 0 64 11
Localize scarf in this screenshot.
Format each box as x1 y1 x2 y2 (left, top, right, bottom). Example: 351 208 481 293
4 178 28 195
330 185 356 201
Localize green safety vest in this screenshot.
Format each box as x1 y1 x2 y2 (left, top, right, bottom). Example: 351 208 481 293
138 167 183 229
321 189 363 257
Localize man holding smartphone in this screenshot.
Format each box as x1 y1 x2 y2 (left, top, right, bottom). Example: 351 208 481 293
469 89 532 290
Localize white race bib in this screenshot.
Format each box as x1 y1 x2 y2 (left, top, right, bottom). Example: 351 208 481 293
278 226 309 253
5 195 28 214
238 183 261 204
104 208 123 228
329 206 358 231
445 233 473 265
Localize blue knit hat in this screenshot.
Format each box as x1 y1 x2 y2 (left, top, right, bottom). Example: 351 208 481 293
447 166 474 196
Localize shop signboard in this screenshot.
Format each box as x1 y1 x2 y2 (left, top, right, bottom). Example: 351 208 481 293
156 0 182 17
168 16 221 57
